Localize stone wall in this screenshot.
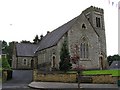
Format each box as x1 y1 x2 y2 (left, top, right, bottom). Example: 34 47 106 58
17 56 33 69
68 13 100 69
33 70 120 84
2 70 7 82
2 70 12 82
37 46 58 70
33 70 76 83
92 74 114 84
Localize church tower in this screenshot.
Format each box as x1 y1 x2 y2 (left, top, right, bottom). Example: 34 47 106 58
82 6 107 69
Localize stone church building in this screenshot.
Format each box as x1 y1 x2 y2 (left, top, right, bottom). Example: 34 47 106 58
12 6 108 70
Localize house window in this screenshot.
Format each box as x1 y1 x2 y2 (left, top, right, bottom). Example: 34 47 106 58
23 59 27 65
96 17 101 28
80 43 89 59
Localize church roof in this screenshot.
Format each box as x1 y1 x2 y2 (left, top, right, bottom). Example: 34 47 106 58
36 17 78 52
16 43 38 57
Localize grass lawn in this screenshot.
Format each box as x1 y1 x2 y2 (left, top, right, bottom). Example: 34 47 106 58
83 69 120 77
67 69 120 77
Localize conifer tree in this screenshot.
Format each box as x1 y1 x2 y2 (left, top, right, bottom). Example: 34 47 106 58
59 40 72 72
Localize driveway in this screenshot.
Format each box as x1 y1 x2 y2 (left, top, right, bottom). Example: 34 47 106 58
2 70 36 90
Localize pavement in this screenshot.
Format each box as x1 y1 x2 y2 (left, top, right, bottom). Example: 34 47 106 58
28 81 120 90
2 70 34 90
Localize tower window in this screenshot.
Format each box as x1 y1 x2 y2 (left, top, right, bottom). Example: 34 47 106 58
96 17 101 28
82 24 86 29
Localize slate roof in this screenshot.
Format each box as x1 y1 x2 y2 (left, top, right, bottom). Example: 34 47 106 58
16 43 38 57
36 17 78 52
109 61 120 69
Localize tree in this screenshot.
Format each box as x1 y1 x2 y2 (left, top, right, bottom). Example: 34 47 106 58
7 42 15 66
2 55 11 69
21 40 31 43
59 40 72 72
2 40 12 68
33 35 40 44
107 54 120 66
2 40 8 54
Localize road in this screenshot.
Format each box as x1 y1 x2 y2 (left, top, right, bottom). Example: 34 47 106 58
2 70 37 90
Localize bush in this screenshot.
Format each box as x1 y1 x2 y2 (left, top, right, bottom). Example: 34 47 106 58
2 55 11 70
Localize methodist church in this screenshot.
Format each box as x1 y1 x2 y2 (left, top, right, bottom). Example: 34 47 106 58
12 6 108 70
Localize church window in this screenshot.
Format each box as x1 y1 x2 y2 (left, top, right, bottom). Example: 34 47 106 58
86 44 89 58
87 17 90 21
82 24 86 29
96 17 101 27
52 56 55 68
80 43 89 59
23 59 27 65
80 37 89 60
80 43 83 58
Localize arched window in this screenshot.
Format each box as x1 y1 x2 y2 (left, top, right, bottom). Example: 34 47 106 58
82 24 86 29
23 59 27 65
31 59 34 69
52 56 56 68
80 37 89 59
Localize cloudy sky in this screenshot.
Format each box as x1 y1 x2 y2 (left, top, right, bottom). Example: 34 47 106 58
0 0 119 56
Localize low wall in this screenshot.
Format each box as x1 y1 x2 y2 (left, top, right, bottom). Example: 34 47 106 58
33 70 76 83
92 74 114 84
2 70 7 82
33 70 120 84
2 70 12 82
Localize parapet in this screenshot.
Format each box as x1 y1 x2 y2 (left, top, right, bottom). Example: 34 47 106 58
82 6 104 14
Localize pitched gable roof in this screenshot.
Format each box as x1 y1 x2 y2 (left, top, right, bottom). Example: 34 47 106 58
16 43 38 57
36 17 78 52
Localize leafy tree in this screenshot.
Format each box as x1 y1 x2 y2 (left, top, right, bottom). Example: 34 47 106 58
2 40 11 68
2 40 8 54
107 54 120 66
59 40 72 72
7 42 15 66
2 54 11 69
33 35 40 44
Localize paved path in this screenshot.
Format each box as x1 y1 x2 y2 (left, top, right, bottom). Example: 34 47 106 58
2 70 36 90
29 82 120 90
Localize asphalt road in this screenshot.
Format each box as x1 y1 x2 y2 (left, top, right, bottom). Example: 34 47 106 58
2 70 37 90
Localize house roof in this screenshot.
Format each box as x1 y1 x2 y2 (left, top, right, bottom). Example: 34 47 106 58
36 17 78 52
16 43 38 57
109 61 120 69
